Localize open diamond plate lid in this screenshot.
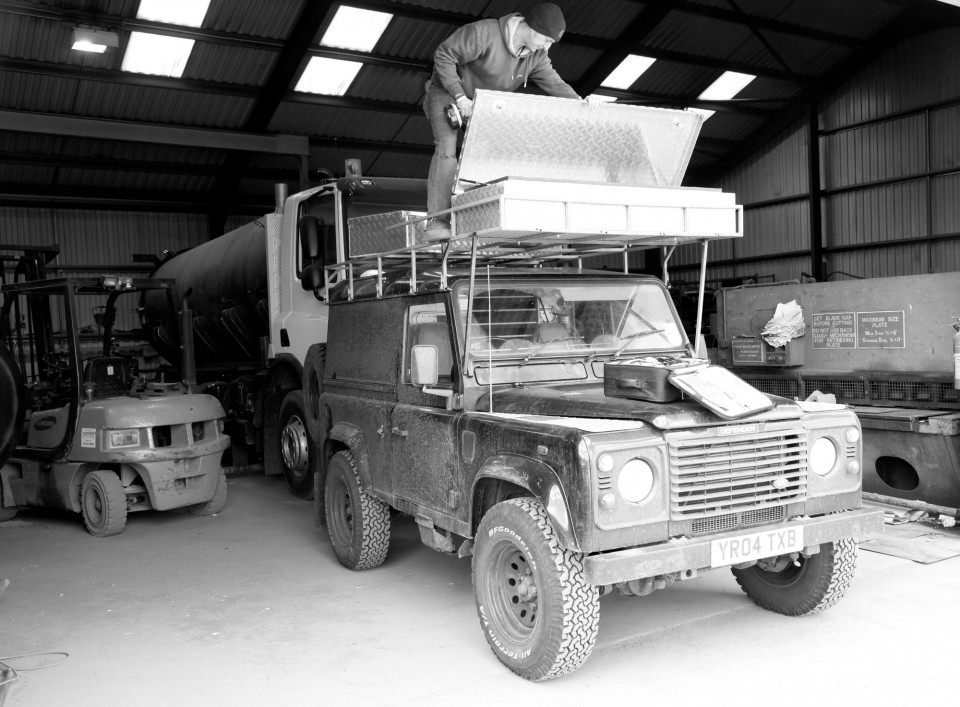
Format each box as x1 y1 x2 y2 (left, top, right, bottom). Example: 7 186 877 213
454 90 703 192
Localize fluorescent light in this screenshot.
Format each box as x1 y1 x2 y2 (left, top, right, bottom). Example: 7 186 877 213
698 71 755 100
935 0 960 6
601 55 656 90
122 32 195 77
136 0 211 28
72 28 119 53
321 6 393 52
295 57 363 95
693 71 755 121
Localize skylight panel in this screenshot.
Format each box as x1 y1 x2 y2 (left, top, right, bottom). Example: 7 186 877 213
295 57 363 95
693 71 756 121
136 0 211 28
600 55 656 90
321 6 393 52
587 94 619 104
122 32 195 77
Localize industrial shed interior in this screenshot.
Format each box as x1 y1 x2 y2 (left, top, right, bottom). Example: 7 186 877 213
2 0 960 705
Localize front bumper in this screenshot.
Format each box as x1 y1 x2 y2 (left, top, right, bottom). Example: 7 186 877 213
583 507 884 586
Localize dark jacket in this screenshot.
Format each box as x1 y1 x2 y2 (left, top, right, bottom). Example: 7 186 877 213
430 13 580 101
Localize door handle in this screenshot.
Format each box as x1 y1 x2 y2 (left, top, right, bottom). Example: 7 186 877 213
391 427 408 438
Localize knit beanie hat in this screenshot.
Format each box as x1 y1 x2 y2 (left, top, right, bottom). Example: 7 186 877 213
525 3 566 42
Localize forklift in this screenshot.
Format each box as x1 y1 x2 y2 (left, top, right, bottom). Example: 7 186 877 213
0 245 230 536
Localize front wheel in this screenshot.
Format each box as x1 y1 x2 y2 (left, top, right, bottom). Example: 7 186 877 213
324 451 390 570
81 470 127 537
473 498 599 681
187 469 228 516
731 538 859 616
278 390 314 499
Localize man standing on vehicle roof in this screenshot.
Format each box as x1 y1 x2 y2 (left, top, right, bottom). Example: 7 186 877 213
423 3 599 240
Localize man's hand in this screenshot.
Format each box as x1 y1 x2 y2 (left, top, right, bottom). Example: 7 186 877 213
456 95 474 119
584 94 603 108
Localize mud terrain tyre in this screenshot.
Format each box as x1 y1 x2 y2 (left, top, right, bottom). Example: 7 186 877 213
81 470 128 537
324 450 390 570
473 498 599 681
187 469 228 516
278 390 314 499
302 344 326 444
731 537 858 616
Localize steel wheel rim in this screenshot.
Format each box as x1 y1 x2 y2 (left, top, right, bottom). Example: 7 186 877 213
84 485 104 526
753 555 807 586
280 414 309 478
329 474 354 547
487 541 539 641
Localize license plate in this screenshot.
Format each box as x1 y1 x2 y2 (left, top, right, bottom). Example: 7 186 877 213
710 526 804 568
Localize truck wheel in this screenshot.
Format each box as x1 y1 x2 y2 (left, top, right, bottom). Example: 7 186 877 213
81 470 128 537
187 469 228 516
278 390 315 499
473 498 599 681
302 344 326 443
731 538 858 616
324 450 390 570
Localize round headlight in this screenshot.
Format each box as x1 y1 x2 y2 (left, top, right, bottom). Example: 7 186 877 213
597 454 614 473
618 459 655 503
845 427 860 444
810 437 838 476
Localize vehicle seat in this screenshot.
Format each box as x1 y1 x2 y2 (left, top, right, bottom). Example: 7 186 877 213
534 321 569 343
412 323 453 381
83 357 133 399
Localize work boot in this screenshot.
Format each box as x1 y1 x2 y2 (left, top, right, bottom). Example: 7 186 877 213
423 219 451 241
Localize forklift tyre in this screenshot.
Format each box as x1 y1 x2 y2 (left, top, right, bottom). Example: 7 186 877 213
324 450 390 570
731 538 858 616
187 469 228 516
278 390 315 500
0 340 26 469
81 470 128 537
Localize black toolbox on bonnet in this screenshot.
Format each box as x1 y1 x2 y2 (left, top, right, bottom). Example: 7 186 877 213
603 359 686 402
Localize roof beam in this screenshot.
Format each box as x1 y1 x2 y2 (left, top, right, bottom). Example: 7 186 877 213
0 109 309 155
0 184 272 213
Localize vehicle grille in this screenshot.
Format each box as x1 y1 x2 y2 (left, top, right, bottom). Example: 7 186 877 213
667 428 807 520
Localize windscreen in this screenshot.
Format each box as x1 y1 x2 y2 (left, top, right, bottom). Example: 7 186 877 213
453 279 687 366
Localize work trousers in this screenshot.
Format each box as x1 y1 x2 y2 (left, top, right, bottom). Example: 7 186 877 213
423 81 459 224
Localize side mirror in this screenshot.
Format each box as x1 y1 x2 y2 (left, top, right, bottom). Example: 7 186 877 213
301 264 325 292
411 345 439 387
299 215 322 262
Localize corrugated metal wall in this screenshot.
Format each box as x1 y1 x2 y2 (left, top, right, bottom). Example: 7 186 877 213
670 27 960 288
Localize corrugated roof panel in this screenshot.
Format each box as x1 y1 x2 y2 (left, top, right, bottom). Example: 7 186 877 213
346 66 431 103
483 0 642 39
0 164 56 185
757 0 900 41
57 139 228 168
699 112 768 143
391 116 433 145
204 0 304 40
545 44 604 85
0 72 81 112
633 62 716 99
72 81 255 128
643 11 754 60
376 18 457 60
389 0 484 16
735 31 853 76
56 168 215 194
183 42 278 86
365 152 432 179
270 103 412 141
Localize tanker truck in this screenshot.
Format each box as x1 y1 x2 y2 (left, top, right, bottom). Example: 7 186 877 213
139 177 427 497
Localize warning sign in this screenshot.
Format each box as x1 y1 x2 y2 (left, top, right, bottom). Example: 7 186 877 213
857 310 905 348
812 312 856 350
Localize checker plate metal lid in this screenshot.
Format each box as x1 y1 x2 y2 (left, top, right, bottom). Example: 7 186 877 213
454 90 702 192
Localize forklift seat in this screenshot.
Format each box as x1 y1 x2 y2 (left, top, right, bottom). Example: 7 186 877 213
84 357 133 399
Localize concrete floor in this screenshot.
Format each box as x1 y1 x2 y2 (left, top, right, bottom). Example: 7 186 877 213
1 474 958 707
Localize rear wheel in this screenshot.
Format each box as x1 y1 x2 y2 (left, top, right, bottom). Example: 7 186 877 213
81 470 127 537
324 451 390 570
473 498 599 681
731 538 858 616
278 390 314 499
187 469 228 516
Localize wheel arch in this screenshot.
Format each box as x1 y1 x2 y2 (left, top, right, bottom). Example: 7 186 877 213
472 454 580 552
325 423 371 489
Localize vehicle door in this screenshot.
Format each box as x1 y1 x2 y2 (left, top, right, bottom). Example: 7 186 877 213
390 295 463 523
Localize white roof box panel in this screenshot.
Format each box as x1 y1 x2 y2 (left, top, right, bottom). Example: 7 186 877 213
454 90 703 192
